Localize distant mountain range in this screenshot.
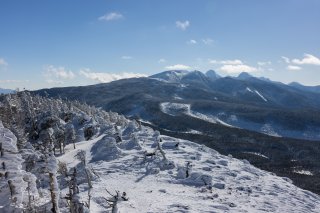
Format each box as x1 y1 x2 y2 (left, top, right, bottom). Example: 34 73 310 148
33 70 320 141
289 82 320 94
0 88 13 94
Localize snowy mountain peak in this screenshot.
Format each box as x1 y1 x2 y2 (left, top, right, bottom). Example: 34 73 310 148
150 70 190 83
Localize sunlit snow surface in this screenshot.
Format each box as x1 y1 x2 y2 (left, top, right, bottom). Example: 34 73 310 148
56 126 320 212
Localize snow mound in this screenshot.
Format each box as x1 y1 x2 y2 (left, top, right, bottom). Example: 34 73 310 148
90 136 123 162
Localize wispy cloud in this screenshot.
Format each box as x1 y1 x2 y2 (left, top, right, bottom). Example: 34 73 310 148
176 20 190 30
209 58 258 73
287 65 302 71
165 64 191 70
187 39 197 44
44 65 75 80
209 59 243 65
281 56 290 64
79 69 147 83
202 38 214 45
46 79 64 84
158 58 167 63
220 64 257 73
0 79 29 83
121 56 133 60
98 12 124 21
257 61 272 66
292 54 320 65
0 58 8 66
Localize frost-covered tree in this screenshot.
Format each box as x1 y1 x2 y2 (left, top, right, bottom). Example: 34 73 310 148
65 124 76 149
0 92 134 212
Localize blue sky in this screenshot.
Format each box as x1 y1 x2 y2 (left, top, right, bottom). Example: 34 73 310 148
0 0 320 90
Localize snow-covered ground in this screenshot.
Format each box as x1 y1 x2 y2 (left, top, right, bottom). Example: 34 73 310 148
55 124 320 212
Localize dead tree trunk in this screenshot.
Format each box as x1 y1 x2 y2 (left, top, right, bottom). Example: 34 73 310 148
157 138 167 161
49 172 59 213
59 141 63 155
8 180 15 198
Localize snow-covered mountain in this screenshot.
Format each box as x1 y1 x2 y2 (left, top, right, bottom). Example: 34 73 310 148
1 92 320 212
150 70 190 83
33 70 320 140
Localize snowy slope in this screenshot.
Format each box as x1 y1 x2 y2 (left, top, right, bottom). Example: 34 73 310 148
160 102 234 127
57 124 320 212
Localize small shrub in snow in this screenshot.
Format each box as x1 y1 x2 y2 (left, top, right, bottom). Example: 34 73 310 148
84 125 96 140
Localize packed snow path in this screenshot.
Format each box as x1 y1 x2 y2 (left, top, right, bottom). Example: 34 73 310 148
58 125 320 213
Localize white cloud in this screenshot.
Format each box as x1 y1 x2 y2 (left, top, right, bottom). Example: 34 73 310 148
46 79 64 84
98 12 124 21
292 54 320 65
202 38 214 45
0 58 8 66
287 65 302 71
281 56 290 64
176 20 190 30
121 56 133 60
79 69 147 83
220 64 257 73
187 39 197 44
257 61 272 66
209 59 243 65
209 58 258 73
158 58 167 63
44 65 75 80
165 64 191 70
